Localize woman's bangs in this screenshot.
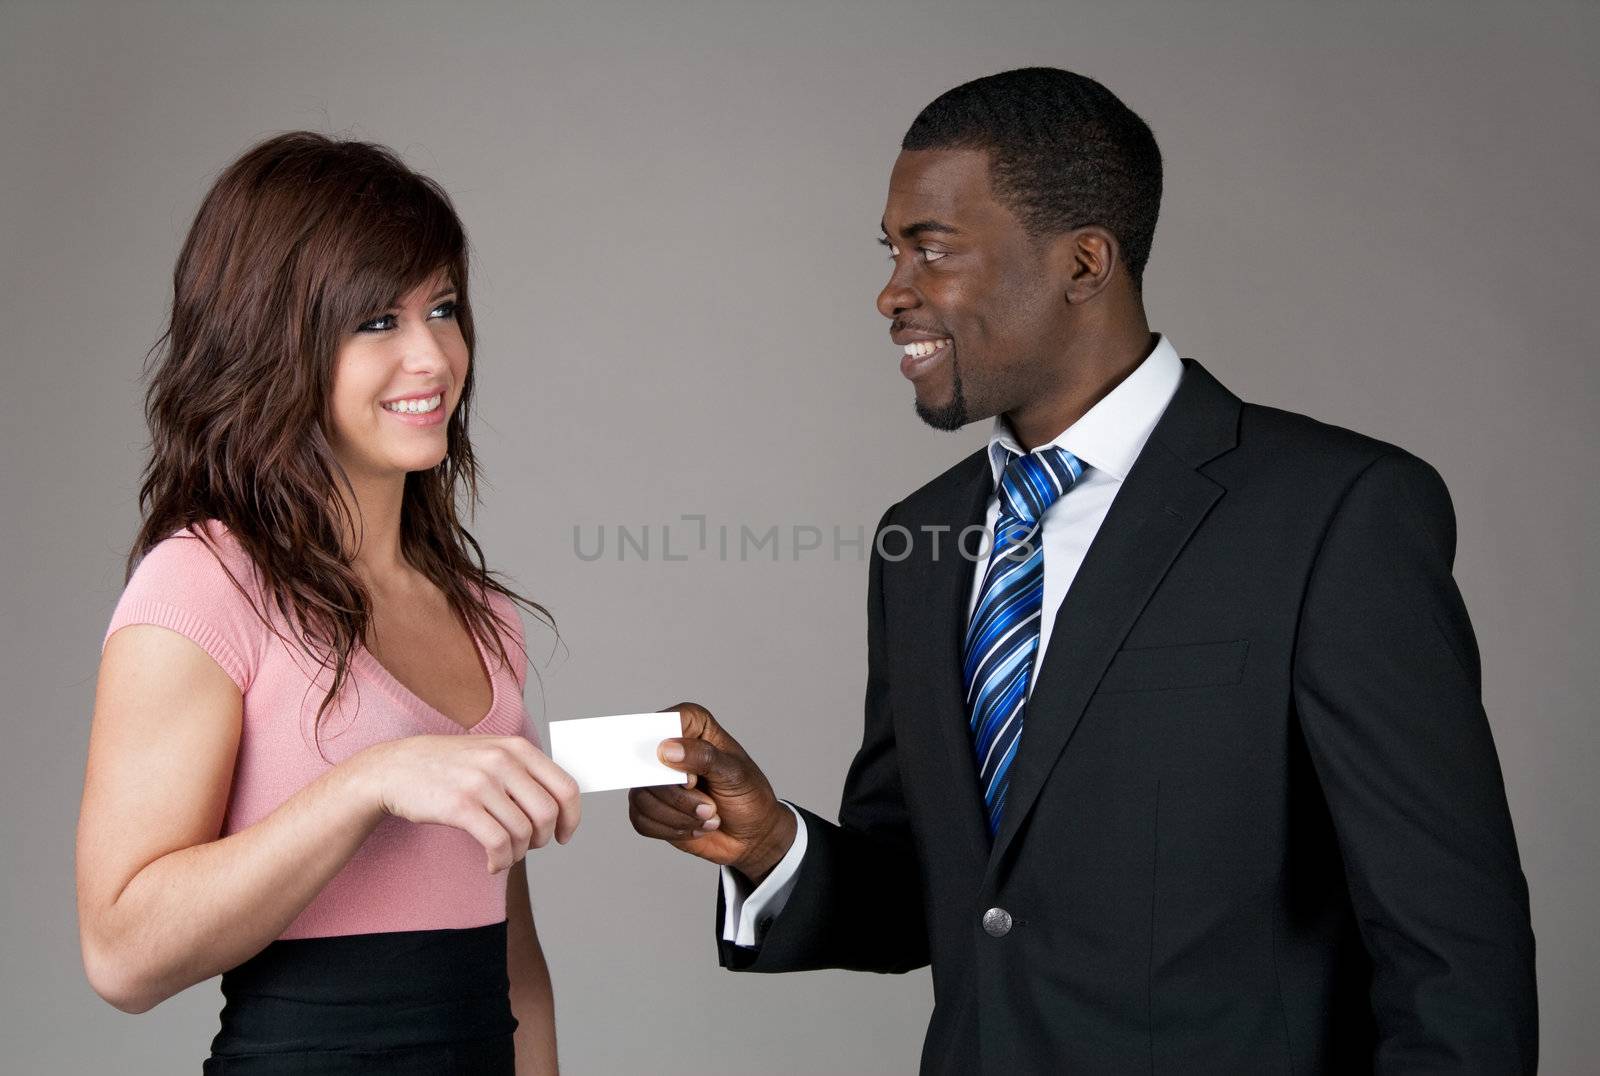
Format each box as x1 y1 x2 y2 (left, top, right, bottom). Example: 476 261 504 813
340 177 466 321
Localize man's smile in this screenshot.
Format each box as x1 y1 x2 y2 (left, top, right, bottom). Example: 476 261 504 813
891 324 954 381
899 337 952 381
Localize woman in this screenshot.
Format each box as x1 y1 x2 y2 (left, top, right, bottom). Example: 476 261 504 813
76 132 579 1074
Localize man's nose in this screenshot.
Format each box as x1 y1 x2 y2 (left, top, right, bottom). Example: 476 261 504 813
877 271 920 320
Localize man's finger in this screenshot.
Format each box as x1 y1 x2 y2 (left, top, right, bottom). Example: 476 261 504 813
657 737 750 791
652 782 718 818
628 788 704 835
628 784 717 822
630 809 694 842
664 701 748 758
629 792 713 840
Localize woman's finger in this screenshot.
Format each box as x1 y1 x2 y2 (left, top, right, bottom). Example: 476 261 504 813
504 739 583 843
458 805 516 873
481 783 538 858
500 768 559 849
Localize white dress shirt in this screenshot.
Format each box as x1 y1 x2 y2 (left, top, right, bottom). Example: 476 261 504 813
721 334 1187 947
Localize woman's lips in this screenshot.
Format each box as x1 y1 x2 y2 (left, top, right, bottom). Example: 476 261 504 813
380 402 448 427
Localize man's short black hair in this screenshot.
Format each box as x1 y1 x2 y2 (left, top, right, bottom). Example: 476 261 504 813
903 67 1163 291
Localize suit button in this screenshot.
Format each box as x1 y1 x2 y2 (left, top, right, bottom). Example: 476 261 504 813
982 907 1013 937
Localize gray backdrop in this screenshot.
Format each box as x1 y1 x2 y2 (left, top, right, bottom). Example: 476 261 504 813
4 1 1595 1072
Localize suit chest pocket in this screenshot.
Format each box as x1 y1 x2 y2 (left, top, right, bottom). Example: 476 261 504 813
1095 638 1249 694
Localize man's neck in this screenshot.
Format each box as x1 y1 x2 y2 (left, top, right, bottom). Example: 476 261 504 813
1004 328 1157 451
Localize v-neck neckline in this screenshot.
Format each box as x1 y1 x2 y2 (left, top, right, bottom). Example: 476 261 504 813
352 615 516 736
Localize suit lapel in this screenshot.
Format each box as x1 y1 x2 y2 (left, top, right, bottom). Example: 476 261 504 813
910 453 994 866
983 358 1242 876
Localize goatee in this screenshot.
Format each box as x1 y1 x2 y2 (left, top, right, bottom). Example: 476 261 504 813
914 363 969 431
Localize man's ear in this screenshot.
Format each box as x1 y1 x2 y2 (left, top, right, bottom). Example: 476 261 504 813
1047 226 1120 305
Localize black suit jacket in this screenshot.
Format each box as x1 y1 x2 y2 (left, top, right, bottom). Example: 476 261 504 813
717 358 1537 1073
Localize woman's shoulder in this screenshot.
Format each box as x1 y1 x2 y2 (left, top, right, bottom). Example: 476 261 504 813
479 584 530 692
104 518 268 691
126 519 265 609
481 584 519 626
142 517 255 573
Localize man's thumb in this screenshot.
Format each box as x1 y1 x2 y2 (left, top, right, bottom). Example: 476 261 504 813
666 701 738 753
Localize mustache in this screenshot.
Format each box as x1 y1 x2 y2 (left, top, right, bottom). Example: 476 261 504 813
891 320 949 337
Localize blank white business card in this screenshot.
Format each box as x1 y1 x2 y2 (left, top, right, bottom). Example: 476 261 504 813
547 711 687 793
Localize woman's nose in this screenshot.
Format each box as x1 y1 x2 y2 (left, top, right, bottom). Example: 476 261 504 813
401 325 451 372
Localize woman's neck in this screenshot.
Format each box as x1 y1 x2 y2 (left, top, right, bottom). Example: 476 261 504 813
334 471 411 584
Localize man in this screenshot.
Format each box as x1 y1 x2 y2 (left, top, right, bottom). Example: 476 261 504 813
629 67 1537 1072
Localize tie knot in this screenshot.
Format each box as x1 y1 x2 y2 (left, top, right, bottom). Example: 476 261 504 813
997 446 1084 525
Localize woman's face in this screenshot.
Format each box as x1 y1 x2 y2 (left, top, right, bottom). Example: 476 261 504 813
327 270 467 483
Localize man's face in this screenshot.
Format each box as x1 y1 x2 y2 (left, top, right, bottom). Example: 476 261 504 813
878 149 1066 431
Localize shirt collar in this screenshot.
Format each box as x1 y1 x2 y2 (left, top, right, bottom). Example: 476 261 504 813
986 333 1185 485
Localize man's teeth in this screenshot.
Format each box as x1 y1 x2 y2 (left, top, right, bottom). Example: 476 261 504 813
382 394 442 414
903 339 952 359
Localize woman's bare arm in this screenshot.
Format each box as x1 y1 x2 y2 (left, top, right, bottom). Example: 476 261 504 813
76 624 388 1013
507 858 559 1074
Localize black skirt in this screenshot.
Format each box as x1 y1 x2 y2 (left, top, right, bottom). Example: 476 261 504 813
202 920 517 1074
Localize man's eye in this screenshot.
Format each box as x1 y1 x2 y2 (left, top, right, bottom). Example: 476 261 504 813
881 243 946 264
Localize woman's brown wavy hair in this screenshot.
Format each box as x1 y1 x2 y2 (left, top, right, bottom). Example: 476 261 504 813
126 131 552 752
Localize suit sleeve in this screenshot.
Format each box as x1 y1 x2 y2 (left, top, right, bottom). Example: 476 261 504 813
1291 451 1537 1072
717 504 929 974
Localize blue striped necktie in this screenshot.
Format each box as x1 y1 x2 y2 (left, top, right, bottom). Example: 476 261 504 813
963 445 1085 837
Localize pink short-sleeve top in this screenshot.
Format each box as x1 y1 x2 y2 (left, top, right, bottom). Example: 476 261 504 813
101 519 539 940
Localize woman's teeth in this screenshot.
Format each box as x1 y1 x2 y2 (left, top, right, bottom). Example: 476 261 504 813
382 394 442 414
903 338 951 358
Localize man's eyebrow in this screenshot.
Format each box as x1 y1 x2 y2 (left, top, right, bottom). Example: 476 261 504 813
881 218 962 239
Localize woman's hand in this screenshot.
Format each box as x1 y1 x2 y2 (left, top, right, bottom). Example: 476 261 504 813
353 735 581 873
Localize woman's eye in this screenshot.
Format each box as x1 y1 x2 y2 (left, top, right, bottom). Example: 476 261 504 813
355 301 456 333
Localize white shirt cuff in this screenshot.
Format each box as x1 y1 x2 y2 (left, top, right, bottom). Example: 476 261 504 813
719 801 808 948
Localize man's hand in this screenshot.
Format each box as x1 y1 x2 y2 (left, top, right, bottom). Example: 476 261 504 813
627 702 797 886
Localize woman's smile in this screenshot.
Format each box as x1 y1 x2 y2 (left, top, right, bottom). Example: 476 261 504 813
379 392 448 426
